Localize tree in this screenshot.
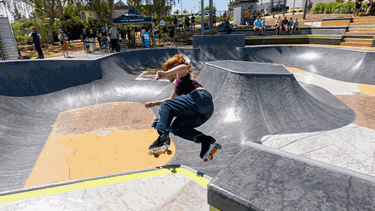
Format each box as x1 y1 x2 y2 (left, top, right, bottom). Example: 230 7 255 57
21 0 67 44
87 0 112 27
183 8 187 14
228 0 241 12
174 9 179 14
204 5 216 14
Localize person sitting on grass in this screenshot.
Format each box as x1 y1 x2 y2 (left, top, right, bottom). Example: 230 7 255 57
288 18 294 35
260 17 267 36
282 17 289 34
253 17 262 36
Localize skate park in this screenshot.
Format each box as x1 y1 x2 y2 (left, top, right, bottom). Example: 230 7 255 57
1 34 375 210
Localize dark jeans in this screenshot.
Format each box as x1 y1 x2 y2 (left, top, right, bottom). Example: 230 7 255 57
151 90 214 143
97 37 102 47
34 44 44 58
111 39 118 51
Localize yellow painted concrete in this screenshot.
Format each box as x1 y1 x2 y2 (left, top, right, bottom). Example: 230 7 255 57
24 129 175 188
321 20 350 27
287 67 306 73
1 167 210 204
359 84 375 96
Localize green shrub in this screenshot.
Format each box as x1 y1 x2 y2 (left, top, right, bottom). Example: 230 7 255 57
312 1 356 14
12 18 50 45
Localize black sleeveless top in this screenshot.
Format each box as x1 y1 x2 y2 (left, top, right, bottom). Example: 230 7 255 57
174 72 203 96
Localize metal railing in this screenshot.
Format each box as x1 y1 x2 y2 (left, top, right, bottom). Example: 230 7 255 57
0 43 4 60
0 1 21 60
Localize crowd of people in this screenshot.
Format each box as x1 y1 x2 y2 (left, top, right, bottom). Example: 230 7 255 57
274 16 300 35
79 25 157 53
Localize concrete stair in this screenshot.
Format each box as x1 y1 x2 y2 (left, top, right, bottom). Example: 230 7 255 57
340 17 375 47
340 38 373 47
0 17 19 60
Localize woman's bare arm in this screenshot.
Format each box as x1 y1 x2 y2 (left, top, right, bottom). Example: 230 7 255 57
154 90 178 106
158 64 189 79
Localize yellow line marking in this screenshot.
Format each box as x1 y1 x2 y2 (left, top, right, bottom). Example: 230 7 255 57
287 67 306 73
0 167 211 204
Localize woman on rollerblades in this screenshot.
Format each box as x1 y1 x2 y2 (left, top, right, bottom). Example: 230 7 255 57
145 54 221 161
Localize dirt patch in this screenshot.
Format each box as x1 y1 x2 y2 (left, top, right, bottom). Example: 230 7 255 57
335 95 375 130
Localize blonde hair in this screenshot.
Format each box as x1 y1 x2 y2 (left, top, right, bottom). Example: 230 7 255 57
162 54 192 72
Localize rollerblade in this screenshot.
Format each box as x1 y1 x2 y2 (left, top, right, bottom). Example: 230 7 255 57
148 133 172 158
197 135 222 162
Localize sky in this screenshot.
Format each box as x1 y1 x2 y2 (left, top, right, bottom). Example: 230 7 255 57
169 0 230 14
115 0 230 15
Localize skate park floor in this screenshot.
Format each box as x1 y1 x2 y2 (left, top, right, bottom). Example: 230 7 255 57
1 45 375 210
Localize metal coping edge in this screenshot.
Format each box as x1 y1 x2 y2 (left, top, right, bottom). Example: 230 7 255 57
0 165 212 199
205 60 293 75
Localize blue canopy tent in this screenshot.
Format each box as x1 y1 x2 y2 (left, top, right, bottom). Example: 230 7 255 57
112 6 154 48
112 6 152 24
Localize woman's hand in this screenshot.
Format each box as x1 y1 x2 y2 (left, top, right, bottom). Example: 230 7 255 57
155 71 166 80
145 102 157 109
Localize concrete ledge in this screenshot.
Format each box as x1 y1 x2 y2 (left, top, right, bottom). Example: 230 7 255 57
245 35 342 45
321 20 351 26
322 17 352 21
219 26 347 37
208 141 375 211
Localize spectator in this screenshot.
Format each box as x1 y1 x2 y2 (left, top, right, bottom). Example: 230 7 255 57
293 18 300 34
204 21 209 35
178 16 183 30
307 2 313 14
126 27 131 47
25 26 44 59
100 27 108 52
260 17 267 36
109 24 119 52
282 17 289 34
96 28 102 48
120 27 127 50
151 27 156 47
88 29 97 51
241 10 244 25
173 16 178 29
253 17 261 36
224 20 232 34
191 14 196 29
366 0 374 15
168 22 175 46
131 27 136 48
353 0 364 17
288 18 294 35
223 11 227 21
58 29 69 58
275 17 282 36
213 14 217 27
185 15 190 29
141 27 146 47
81 29 89 52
